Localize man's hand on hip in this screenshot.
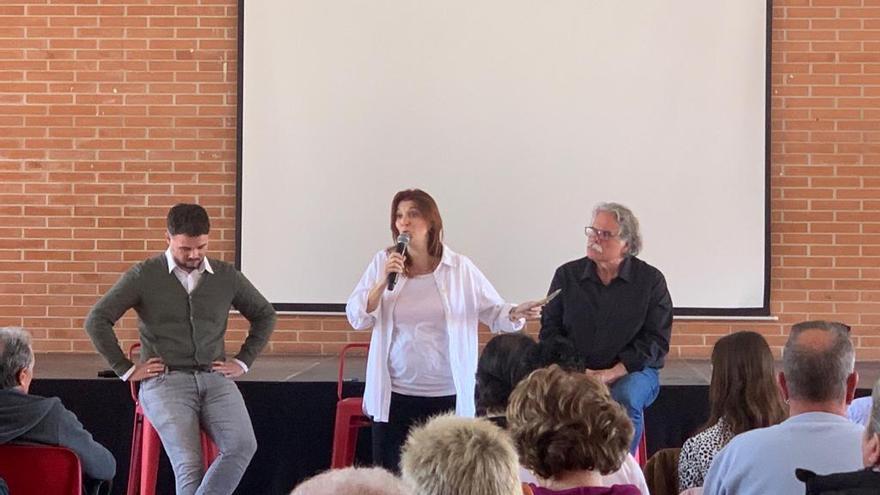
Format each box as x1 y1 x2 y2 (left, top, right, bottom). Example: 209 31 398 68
129 357 165 382
212 359 245 378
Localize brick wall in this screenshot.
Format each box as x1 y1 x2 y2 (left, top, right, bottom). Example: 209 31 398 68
1 0 879 359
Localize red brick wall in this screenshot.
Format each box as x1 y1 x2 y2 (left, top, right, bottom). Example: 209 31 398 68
1 0 879 359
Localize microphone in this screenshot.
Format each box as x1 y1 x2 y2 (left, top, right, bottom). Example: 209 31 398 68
387 233 410 291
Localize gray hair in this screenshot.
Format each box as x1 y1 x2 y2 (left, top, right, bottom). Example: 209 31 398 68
290 467 410 495
593 202 642 256
783 321 854 403
401 415 520 495
0 327 33 389
868 378 880 438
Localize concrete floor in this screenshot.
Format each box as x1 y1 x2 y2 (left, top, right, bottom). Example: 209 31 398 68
32 353 880 389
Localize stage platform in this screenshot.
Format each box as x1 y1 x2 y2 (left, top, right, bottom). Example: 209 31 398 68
34 353 880 386
26 355 880 495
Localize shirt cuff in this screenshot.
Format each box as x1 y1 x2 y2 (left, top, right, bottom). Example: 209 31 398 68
120 364 136 381
233 358 249 373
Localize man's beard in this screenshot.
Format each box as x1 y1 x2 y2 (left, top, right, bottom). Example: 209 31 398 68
176 258 202 271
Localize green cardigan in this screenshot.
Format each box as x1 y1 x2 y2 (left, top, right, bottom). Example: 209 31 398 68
84 254 277 376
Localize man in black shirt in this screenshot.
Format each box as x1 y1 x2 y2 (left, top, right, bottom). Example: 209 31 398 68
540 202 673 452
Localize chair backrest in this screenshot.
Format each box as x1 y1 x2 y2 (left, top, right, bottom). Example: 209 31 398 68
644 447 681 495
337 343 369 401
0 444 82 495
797 467 880 495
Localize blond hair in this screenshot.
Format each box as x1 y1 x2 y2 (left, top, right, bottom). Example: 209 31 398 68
400 415 520 495
290 467 409 495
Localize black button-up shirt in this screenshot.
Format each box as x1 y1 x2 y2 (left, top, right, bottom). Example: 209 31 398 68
539 255 673 371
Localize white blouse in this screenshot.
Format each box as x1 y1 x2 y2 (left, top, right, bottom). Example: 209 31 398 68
346 245 523 422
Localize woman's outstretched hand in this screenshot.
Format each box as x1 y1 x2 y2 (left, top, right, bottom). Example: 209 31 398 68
510 300 543 321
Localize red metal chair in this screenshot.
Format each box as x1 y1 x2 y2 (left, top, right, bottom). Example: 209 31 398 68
126 344 219 495
634 428 648 467
330 343 371 468
0 444 82 495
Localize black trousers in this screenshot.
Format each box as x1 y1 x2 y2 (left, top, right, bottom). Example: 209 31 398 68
371 392 456 472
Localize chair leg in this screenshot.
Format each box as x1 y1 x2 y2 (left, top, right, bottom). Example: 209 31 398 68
141 417 161 495
344 420 361 467
201 431 219 469
330 408 350 469
127 413 144 495
637 429 648 467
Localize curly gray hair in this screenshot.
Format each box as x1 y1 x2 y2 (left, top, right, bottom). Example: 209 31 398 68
593 202 642 257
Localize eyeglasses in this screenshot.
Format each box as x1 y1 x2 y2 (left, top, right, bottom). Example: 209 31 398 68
584 226 619 241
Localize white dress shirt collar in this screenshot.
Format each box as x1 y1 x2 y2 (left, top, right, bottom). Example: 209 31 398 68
164 249 213 275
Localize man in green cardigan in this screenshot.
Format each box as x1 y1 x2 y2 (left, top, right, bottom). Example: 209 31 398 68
85 203 277 495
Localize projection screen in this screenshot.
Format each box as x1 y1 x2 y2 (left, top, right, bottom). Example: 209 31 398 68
237 0 770 315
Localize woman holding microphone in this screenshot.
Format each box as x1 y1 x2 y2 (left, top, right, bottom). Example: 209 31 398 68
346 188 542 471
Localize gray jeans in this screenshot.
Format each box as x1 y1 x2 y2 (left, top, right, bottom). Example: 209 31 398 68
139 371 257 495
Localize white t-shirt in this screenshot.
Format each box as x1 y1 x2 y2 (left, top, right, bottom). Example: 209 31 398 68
388 273 456 396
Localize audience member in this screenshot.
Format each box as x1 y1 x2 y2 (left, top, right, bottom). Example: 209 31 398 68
476 333 649 494
507 364 640 495
400 414 521 495
847 396 872 427
796 377 880 494
290 466 410 495
678 331 787 491
476 332 540 424
0 327 115 491
703 321 863 495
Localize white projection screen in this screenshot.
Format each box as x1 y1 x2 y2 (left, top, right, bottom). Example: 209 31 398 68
237 0 770 315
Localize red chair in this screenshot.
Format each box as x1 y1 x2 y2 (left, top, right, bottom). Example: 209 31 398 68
126 344 219 495
634 429 648 467
0 444 82 495
330 343 371 468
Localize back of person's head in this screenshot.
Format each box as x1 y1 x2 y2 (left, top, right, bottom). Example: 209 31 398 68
0 327 33 390
290 467 409 495
167 203 210 236
855 378 880 471
533 334 586 371
476 333 538 415
476 333 585 416
783 320 854 403
507 364 632 480
400 415 520 495
706 331 787 435
869 379 880 440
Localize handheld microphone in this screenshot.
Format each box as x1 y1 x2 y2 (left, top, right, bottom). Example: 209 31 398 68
387 233 410 291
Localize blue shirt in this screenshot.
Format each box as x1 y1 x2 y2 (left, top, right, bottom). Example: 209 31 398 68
704 412 864 495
